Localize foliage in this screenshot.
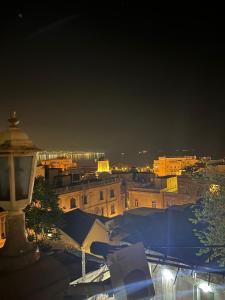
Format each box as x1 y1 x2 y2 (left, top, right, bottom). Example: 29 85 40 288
190 174 225 266
25 176 63 244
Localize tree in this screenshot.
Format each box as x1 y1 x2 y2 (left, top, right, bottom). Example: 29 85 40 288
190 174 225 266
25 176 63 246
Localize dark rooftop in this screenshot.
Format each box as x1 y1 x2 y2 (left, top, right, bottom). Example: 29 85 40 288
61 209 108 245
112 204 225 272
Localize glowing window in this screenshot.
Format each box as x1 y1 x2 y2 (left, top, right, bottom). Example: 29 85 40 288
152 201 156 208
70 198 76 209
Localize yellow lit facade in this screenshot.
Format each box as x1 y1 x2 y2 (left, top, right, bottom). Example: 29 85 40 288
40 159 76 170
161 176 178 192
153 156 198 176
57 179 123 218
97 159 110 173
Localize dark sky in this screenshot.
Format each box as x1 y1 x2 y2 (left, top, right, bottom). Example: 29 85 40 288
0 3 225 163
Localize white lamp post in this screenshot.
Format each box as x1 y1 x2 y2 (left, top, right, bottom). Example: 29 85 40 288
0 112 40 270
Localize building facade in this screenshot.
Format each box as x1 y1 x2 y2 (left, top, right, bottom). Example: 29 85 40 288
127 188 195 210
37 151 104 161
97 159 110 174
153 156 199 176
40 158 76 170
55 178 124 218
178 175 210 198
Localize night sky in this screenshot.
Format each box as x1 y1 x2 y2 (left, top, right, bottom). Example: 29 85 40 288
0 3 225 163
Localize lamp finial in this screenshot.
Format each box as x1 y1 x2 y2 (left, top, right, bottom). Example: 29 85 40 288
8 111 20 127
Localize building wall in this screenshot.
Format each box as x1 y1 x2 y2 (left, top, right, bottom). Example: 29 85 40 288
58 181 123 218
97 160 110 173
128 189 196 210
40 159 76 170
128 189 164 209
153 156 198 177
178 176 209 197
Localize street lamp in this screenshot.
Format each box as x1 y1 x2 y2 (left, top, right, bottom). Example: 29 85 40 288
0 112 40 270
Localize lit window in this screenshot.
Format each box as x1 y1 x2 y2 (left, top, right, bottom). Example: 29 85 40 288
100 191 104 200
110 204 115 215
110 189 115 198
70 198 76 209
152 201 156 208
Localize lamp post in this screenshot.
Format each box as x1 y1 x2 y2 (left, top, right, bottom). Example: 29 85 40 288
0 112 40 270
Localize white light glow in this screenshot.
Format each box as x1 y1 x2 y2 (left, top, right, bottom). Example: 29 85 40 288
199 282 212 293
162 268 174 281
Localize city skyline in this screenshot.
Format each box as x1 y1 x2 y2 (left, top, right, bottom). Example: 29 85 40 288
1 3 225 160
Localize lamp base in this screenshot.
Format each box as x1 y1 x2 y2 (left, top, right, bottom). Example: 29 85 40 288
0 211 40 271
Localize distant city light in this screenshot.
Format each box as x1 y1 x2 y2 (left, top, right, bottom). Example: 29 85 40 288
162 268 174 281
138 150 148 155
37 151 104 161
199 282 212 293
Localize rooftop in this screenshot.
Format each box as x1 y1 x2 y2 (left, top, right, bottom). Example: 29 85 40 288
61 209 108 245
111 203 225 273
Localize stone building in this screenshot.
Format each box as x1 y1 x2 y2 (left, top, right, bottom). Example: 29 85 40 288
153 156 199 176
96 158 110 174
178 175 210 198
40 158 76 170
128 187 194 209
55 178 124 218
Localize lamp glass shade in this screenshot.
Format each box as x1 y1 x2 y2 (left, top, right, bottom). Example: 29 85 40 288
0 157 10 201
14 156 33 200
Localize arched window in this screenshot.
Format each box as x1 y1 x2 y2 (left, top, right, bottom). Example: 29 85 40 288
70 198 76 209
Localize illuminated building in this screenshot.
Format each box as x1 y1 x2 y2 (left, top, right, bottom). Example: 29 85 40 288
96 158 110 174
56 178 123 218
40 158 76 170
127 175 196 210
153 156 198 176
37 151 104 161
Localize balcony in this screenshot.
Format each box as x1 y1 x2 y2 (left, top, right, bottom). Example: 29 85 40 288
54 177 120 195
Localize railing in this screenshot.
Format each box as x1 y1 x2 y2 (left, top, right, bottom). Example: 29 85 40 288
54 177 120 194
